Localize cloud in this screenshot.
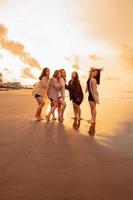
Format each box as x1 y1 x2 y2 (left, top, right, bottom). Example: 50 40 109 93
0 24 41 68
72 63 80 70
120 45 133 69
88 54 103 60
0 24 7 38
21 68 36 79
65 55 80 70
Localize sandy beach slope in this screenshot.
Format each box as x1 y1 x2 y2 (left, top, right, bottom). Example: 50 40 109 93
0 90 133 200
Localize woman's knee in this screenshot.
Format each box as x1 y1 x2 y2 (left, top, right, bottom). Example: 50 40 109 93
40 101 45 107
63 102 66 108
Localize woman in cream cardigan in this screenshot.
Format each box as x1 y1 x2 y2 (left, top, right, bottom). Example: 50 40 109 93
47 70 65 122
32 68 50 121
86 68 102 123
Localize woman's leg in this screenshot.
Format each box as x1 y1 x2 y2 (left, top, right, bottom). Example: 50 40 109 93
35 97 45 120
58 98 66 122
77 105 81 120
46 100 58 120
74 104 81 120
73 103 78 119
58 102 62 120
51 101 56 120
89 101 97 123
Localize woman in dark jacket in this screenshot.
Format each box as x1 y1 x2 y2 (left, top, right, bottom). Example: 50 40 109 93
66 71 84 120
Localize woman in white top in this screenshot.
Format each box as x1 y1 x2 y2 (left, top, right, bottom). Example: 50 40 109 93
32 68 50 121
47 70 66 122
57 69 67 121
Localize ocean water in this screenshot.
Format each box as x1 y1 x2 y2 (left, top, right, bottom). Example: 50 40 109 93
100 90 133 100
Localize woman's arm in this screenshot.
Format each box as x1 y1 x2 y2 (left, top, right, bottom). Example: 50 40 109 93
85 84 88 93
65 80 71 90
65 83 69 90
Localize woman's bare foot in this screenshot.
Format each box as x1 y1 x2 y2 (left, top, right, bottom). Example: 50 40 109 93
52 117 57 121
71 117 77 119
58 114 63 123
87 119 96 124
59 117 64 123
46 115 50 121
77 117 83 121
35 115 42 121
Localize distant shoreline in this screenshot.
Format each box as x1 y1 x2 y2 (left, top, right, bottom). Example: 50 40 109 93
0 86 33 91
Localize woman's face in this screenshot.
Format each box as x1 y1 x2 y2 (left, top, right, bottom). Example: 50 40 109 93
46 68 50 76
57 71 61 78
92 70 98 78
61 70 66 78
71 72 77 79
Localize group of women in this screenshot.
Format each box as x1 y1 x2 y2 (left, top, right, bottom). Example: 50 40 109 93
32 67 102 124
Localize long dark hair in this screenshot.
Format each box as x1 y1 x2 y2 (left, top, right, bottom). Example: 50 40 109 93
87 68 101 85
72 71 80 87
94 70 101 85
39 68 49 80
60 68 66 82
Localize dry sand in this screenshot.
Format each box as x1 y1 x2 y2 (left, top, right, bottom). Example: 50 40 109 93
0 90 133 200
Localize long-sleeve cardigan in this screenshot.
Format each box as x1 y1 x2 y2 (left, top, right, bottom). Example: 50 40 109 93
86 78 99 104
47 77 63 100
66 80 84 103
32 77 50 98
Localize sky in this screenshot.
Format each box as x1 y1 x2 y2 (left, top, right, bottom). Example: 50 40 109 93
0 0 133 93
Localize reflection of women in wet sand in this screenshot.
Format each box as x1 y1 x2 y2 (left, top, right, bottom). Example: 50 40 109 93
47 70 66 122
88 123 96 136
66 71 84 120
32 68 50 121
86 68 102 124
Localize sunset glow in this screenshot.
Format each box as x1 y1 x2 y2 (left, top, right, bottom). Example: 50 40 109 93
0 0 133 91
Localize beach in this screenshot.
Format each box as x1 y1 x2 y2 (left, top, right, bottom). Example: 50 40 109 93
0 90 133 200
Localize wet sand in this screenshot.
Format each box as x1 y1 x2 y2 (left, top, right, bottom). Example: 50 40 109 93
0 90 133 200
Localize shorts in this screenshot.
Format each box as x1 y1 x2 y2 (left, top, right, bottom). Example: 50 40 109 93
49 96 62 102
72 97 83 106
88 92 95 102
35 94 42 99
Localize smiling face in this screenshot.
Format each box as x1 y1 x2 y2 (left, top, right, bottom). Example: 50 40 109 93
60 69 66 79
71 71 77 79
53 70 61 79
46 68 50 77
92 70 99 78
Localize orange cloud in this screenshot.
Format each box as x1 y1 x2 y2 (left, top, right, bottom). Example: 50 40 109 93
0 24 7 38
0 24 41 69
21 68 36 79
88 54 103 60
65 55 80 70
